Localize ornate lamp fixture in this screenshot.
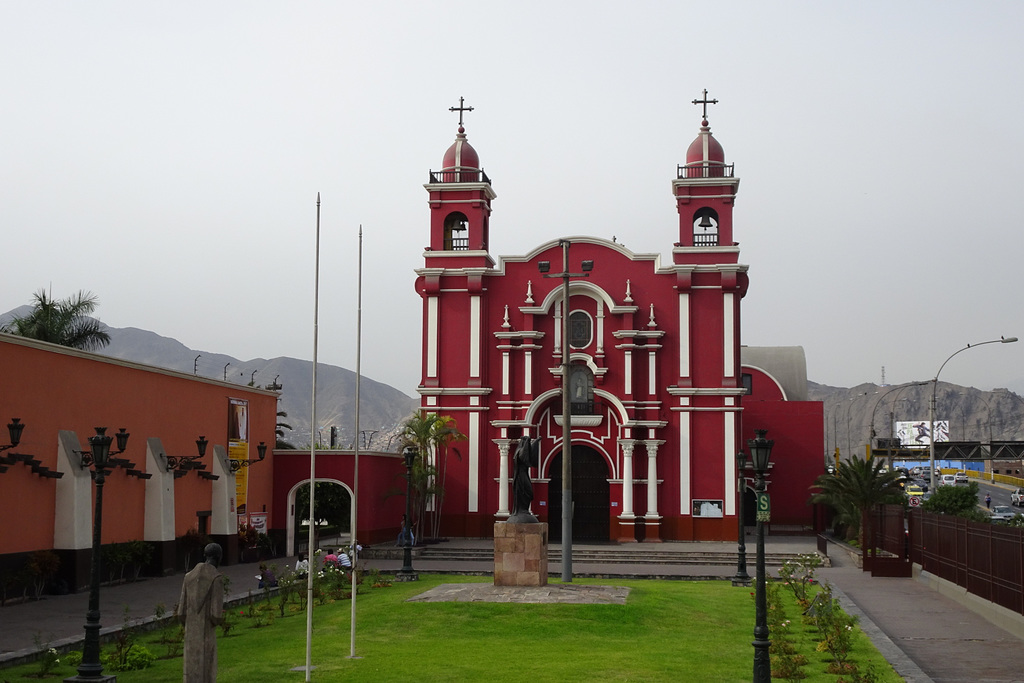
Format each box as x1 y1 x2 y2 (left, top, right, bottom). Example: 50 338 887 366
229 441 268 473
0 418 64 479
1 418 25 452
165 436 218 479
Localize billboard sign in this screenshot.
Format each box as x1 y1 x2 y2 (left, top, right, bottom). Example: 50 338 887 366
895 420 949 447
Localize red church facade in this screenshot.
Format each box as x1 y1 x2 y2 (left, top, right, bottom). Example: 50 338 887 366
414 101 824 543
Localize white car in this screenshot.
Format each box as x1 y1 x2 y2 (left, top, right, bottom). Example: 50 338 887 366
954 472 969 484
1010 489 1024 506
991 505 1016 523
940 474 956 487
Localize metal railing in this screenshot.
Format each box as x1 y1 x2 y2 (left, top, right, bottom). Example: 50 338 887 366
677 163 735 179
443 236 469 251
429 169 492 184
693 233 719 247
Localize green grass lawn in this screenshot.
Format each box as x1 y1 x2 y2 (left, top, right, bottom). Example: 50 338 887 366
1 575 904 682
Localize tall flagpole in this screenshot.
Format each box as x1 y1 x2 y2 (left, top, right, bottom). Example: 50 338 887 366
349 226 363 658
304 193 321 681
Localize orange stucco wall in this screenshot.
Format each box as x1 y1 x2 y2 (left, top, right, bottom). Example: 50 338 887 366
0 334 277 555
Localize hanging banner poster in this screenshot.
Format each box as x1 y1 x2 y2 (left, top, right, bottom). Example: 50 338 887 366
229 398 250 516
249 512 268 534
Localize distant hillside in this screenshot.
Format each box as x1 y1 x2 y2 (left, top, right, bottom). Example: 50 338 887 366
809 381 1024 462
99 327 418 450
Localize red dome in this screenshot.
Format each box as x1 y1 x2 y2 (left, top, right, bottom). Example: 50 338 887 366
685 119 725 166
442 126 480 172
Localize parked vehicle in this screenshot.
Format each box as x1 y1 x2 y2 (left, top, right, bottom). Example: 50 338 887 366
1010 489 1024 506
991 505 1016 523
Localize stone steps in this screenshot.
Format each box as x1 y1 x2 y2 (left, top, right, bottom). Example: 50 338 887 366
365 545 812 567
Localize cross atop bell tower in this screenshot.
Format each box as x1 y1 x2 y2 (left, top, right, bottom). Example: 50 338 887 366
449 96 474 128
691 89 718 121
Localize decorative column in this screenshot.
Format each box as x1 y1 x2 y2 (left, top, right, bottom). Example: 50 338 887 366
644 439 665 541
495 439 511 517
618 440 636 542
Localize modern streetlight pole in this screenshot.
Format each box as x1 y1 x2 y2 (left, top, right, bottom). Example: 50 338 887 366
538 239 592 583
67 427 129 683
929 337 1018 491
748 429 775 683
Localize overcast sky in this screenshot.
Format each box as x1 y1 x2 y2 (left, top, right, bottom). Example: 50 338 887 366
3 2 1024 398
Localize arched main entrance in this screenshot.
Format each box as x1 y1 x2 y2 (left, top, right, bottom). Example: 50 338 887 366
548 445 610 542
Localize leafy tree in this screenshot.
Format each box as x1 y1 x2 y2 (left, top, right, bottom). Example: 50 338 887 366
922 481 987 520
808 455 905 545
2 289 110 350
295 481 351 550
400 412 466 541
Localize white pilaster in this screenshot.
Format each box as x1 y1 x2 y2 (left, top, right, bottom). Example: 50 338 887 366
468 403 480 512
646 440 663 518
496 440 511 516
427 296 439 378
624 350 633 395
621 440 635 517
502 351 510 395
678 292 690 378
679 411 691 515
470 295 481 378
723 292 735 378
54 430 92 550
144 437 176 543
724 406 736 516
210 444 236 536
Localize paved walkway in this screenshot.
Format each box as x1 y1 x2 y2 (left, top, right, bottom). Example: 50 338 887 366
3 536 1024 682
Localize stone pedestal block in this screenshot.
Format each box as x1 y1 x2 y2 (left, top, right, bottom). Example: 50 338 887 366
494 522 548 587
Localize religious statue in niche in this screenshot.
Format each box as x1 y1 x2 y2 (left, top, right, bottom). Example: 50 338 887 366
508 436 540 523
178 543 225 683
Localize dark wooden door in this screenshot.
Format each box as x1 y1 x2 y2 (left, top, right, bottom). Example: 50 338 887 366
548 445 610 542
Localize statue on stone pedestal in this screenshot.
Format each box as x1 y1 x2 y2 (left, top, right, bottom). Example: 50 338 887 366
509 436 540 523
178 543 225 683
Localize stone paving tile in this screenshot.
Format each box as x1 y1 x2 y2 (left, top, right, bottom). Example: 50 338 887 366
406 583 630 605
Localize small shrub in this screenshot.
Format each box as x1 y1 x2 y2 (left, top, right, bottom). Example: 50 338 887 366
102 643 155 672
31 633 60 677
777 553 822 609
809 583 859 672
26 549 60 599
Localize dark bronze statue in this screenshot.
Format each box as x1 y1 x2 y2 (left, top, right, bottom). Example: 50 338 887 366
509 436 540 523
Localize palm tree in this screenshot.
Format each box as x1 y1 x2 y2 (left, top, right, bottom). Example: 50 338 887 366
3 289 110 350
400 412 466 541
809 455 905 546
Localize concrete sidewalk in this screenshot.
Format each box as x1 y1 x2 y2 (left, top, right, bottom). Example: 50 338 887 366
3 536 1024 682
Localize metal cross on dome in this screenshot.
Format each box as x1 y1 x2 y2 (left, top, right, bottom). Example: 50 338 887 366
692 89 719 119
449 96 474 127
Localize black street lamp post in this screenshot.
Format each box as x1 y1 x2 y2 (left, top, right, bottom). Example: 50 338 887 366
732 450 750 585
748 429 774 683
396 446 418 581
66 426 129 683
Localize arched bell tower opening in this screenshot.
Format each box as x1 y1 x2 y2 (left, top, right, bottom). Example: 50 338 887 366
444 212 469 251
692 208 719 246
